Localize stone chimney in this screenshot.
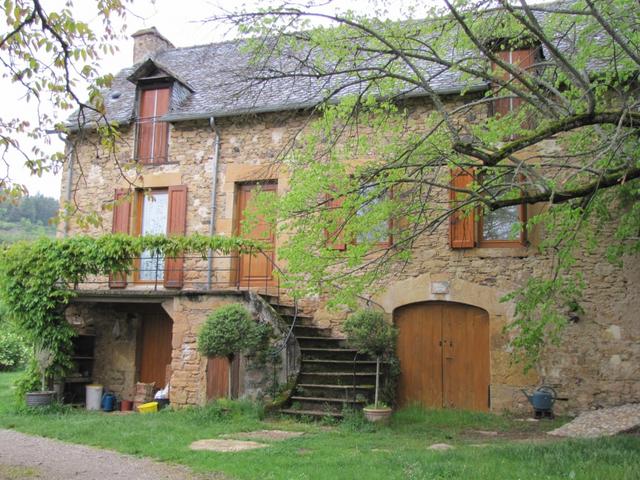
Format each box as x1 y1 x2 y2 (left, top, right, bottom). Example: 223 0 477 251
131 27 174 64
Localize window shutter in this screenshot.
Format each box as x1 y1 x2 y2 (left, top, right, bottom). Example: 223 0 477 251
153 88 170 163
492 49 536 117
109 188 131 288
137 87 170 164
325 194 346 251
164 185 187 288
449 168 475 249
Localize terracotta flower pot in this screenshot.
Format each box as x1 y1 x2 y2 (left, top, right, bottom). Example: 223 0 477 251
363 406 392 423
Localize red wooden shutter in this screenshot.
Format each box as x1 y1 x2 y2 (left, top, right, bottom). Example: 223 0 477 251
137 87 170 164
325 194 346 251
449 168 475 249
164 185 187 288
153 88 170 163
110 188 131 288
492 49 535 117
137 89 155 164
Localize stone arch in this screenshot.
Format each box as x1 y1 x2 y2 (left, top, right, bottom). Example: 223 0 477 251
373 273 510 319
373 273 538 411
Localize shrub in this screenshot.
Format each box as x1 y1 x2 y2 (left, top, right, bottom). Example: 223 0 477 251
343 309 398 409
0 322 28 371
343 309 397 357
197 303 268 359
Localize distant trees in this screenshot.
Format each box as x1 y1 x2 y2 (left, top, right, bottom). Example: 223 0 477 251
0 194 58 242
0 194 58 226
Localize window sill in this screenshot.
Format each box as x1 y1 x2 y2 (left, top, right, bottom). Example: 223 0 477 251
462 245 535 258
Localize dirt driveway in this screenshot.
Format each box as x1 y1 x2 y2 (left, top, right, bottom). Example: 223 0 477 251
0 429 224 480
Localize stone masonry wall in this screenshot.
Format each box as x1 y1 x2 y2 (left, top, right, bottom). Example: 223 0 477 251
65 303 140 401
61 94 640 413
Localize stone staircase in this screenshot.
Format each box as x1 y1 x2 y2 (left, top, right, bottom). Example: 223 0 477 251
269 300 378 419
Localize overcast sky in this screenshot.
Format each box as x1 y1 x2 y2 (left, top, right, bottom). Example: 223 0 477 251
9 0 439 199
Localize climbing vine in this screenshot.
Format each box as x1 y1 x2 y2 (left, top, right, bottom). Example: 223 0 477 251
0 233 261 393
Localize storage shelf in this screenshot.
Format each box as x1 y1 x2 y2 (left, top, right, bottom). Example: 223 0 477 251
64 377 92 383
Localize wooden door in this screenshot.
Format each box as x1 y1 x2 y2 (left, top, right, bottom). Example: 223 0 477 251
442 303 490 411
206 356 240 401
139 311 173 389
235 182 277 286
395 302 490 411
396 303 443 408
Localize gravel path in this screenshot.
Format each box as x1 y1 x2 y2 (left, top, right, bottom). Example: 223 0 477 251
0 429 224 480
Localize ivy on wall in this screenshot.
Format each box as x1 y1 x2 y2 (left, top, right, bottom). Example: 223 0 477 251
0 234 262 389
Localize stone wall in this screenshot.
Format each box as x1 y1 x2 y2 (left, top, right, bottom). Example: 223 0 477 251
60 93 640 413
65 303 140 401
161 292 299 407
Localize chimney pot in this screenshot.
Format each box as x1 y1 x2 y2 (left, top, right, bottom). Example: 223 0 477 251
131 27 174 64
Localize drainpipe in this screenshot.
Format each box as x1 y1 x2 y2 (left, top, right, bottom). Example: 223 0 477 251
58 133 74 238
207 116 221 289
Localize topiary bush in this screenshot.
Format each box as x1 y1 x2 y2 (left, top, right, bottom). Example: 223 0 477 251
343 309 398 408
197 303 269 360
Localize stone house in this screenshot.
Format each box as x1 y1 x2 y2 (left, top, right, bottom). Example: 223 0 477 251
59 26 639 416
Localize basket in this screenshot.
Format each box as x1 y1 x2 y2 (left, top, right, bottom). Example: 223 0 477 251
137 401 158 414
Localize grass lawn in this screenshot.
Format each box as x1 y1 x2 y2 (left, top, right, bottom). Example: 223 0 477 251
1 371 639 479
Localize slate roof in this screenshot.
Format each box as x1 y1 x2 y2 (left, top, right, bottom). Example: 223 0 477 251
85 37 485 128
76 1 598 127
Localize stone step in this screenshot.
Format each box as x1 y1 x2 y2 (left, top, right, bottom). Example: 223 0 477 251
301 359 378 373
292 325 334 337
299 347 361 361
279 314 316 327
296 384 375 399
296 336 348 349
298 371 377 385
290 395 366 412
279 408 344 419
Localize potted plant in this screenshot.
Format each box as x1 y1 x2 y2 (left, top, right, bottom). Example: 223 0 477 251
343 309 397 422
197 304 268 399
25 345 56 407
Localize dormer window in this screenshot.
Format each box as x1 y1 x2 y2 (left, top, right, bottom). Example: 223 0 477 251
136 85 170 164
128 58 194 165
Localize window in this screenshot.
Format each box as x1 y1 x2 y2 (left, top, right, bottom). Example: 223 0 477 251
449 168 526 249
137 189 168 281
477 172 527 247
136 86 170 164
109 185 187 289
355 185 392 247
326 185 392 250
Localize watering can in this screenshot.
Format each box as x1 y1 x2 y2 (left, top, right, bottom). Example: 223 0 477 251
101 392 117 412
522 385 557 411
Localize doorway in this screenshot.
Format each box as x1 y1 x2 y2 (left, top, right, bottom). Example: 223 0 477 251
138 306 173 389
234 182 277 286
394 301 490 411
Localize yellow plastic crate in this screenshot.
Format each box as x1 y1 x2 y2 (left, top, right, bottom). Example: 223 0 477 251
137 401 158 414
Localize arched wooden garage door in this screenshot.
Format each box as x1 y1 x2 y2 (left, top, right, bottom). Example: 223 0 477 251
395 301 490 411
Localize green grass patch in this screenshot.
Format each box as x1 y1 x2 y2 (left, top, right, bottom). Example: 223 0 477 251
1 372 638 479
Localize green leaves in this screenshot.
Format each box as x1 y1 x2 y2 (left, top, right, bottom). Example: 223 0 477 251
343 309 397 357
197 304 270 359
0 233 261 386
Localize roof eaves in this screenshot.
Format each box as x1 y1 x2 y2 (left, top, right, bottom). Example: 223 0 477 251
160 82 489 122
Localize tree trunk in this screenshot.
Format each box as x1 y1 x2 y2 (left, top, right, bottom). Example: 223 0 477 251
375 355 380 408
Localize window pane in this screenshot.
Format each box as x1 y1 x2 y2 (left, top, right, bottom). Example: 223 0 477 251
483 205 520 240
140 191 168 281
356 186 389 244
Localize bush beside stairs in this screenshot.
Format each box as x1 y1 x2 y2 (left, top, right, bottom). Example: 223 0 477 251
268 299 381 419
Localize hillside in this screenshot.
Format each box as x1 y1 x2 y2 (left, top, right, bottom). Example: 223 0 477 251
0 194 58 243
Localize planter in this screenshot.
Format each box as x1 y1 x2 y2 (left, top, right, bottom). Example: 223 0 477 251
363 406 392 423
26 391 55 407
